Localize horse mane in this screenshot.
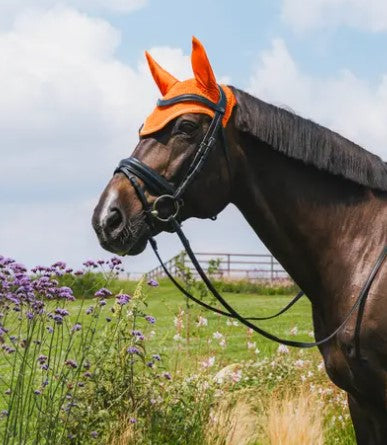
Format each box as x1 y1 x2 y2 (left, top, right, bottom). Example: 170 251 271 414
232 87 387 192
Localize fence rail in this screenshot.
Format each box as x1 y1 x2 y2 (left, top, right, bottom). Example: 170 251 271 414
147 251 289 282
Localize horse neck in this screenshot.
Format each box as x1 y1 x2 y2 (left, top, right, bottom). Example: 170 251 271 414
230 131 385 301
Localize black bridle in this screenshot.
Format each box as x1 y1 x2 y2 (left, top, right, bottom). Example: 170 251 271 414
115 85 387 354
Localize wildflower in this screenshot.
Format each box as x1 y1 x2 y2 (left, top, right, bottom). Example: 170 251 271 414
152 354 161 361
65 360 78 369
1 410 8 417
131 330 145 341
5 389 11 395
145 315 156 324
289 326 298 336
53 315 63 325
212 331 223 340
232 370 243 383
247 341 256 350
46 326 54 334
308 330 314 338
99 300 106 306
34 390 41 395
78 382 85 387
41 364 49 371
37 355 48 364
201 356 216 369
277 344 290 354
105 317 112 322
148 330 156 339
294 359 305 368
129 417 137 423
254 348 260 355
147 279 159 287
162 372 172 380
94 288 112 298
55 308 69 317
127 346 140 355
317 361 325 371
90 431 98 439
146 361 154 368
196 316 208 327
116 294 131 305
71 323 82 332
173 333 183 342
26 312 34 320
219 338 227 348
86 306 94 315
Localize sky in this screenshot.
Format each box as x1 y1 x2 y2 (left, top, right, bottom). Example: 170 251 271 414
1 0 387 274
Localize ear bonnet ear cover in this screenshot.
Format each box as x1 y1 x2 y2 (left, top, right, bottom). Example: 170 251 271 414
140 36 237 136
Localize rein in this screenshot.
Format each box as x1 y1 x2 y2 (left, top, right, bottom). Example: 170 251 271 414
115 86 387 354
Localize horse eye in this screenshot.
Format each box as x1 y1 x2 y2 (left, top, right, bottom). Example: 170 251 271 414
178 120 197 134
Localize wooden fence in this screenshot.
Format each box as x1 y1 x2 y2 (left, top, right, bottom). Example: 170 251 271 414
147 251 289 282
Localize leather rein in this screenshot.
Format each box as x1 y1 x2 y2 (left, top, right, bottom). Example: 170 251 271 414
115 85 387 353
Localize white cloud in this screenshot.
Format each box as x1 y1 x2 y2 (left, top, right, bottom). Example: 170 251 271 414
248 38 387 159
281 0 387 32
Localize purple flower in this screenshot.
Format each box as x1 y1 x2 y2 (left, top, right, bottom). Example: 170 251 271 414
83 260 97 268
129 417 137 424
145 315 156 324
52 261 66 270
53 315 63 325
105 317 112 322
84 371 92 378
57 287 74 301
147 279 159 287
71 323 82 332
162 372 172 380
26 312 34 320
55 308 69 317
86 306 94 315
34 389 41 395
90 431 98 439
47 326 54 334
37 355 47 364
146 361 154 368
94 288 112 298
77 382 85 387
152 354 161 361
116 294 131 305
127 346 140 355
99 300 106 306
65 359 78 369
41 364 49 371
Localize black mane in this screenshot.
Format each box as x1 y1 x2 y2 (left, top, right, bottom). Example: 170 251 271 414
232 88 387 192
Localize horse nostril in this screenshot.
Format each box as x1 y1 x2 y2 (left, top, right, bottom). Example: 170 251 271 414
104 207 123 232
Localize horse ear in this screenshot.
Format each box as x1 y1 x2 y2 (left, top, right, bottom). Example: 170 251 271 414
191 36 218 98
145 51 178 95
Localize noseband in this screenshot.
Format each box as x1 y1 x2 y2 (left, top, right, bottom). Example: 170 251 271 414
115 86 228 225
114 86 387 354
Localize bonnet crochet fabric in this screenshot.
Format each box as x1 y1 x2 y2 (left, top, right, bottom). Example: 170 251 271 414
140 36 236 136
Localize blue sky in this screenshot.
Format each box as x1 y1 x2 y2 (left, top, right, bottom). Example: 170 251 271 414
1 0 387 273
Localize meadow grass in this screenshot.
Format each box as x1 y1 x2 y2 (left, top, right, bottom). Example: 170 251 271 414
0 264 355 444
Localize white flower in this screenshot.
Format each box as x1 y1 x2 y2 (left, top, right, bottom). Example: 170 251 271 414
308 330 314 338
247 341 256 350
213 331 223 340
294 359 305 368
290 326 298 336
219 338 227 348
317 361 325 371
148 330 156 339
226 319 232 326
232 370 242 383
173 333 183 342
254 348 260 355
196 316 208 327
277 344 290 354
201 356 216 369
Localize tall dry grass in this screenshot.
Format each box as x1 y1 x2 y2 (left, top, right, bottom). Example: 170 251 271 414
262 391 324 445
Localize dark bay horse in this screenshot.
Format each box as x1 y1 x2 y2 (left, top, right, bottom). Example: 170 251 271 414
92 39 387 444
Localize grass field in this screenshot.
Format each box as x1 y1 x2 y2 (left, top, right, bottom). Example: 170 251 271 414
0 274 356 444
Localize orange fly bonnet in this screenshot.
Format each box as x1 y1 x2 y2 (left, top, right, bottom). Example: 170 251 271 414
140 36 236 136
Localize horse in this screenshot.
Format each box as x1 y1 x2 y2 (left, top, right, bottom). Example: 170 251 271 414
92 37 387 444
